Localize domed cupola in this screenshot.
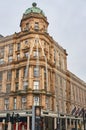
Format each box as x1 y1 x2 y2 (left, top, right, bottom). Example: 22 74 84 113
20 2 49 33
24 2 45 16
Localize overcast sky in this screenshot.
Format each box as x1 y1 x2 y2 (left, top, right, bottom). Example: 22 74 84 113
0 0 86 82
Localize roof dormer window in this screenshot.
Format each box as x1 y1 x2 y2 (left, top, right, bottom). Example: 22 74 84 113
34 22 39 31
26 23 29 30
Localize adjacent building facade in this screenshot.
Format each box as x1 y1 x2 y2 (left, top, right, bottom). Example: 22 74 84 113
0 3 86 130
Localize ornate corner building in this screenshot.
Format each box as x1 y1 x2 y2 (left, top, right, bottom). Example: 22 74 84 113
0 3 86 130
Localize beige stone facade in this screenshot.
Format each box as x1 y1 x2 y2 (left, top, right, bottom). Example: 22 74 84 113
0 3 86 130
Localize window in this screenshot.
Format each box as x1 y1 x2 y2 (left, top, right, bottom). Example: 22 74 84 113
6 84 11 93
33 51 39 57
34 81 39 90
44 82 47 90
16 69 19 78
24 67 28 78
4 98 9 110
8 56 13 62
0 58 4 64
13 97 17 110
24 52 29 58
34 67 39 77
7 70 12 81
34 22 39 30
25 40 28 45
22 96 26 109
17 43 20 51
46 97 50 110
26 23 29 30
0 48 4 57
0 72 3 81
15 82 19 91
44 68 46 78
34 96 39 106
9 44 13 55
23 81 28 90
17 54 20 60
35 38 39 44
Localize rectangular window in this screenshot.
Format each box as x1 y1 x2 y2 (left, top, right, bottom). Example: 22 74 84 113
0 72 3 81
34 96 39 106
24 67 28 78
44 82 47 90
16 69 19 78
17 54 20 60
17 43 20 51
9 44 13 55
26 23 29 30
13 97 17 110
34 67 39 77
25 40 28 45
33 51 39 57
24 52 29 58
22 96 26 109
6 84 11 93
8 56 13 62
15 82 19 91
7 70 12 81
0 58 4 65
46 97 50 110
44 68 46 78
34 22 39 30
0 48 4 57
34 81 39 90
23 81 28 90
4 98 9 110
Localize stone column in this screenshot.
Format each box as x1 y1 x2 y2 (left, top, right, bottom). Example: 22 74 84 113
2 71 6 93
11 70 15 92
28 67 33 89
0 98 4 110
27 116 30 130
19 68 23 90
69 118 71 130
9 97 13 110
17 96 21 109
27 94 33 108
41 95 46 109
41 68 44 90
54 117 57 130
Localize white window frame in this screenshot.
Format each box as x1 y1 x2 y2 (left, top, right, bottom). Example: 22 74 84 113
4 98 9 110
34 96 39 106
33 51 39 57
0 58 4 64
22 96 26 109
34 67 39 77
34 81 39 90
13 97 17 110
23 81 28 90
8 56 13 62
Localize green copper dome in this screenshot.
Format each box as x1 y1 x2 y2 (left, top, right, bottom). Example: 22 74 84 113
24 2 45 16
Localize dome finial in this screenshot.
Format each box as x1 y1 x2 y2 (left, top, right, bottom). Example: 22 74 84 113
32 2 37 7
